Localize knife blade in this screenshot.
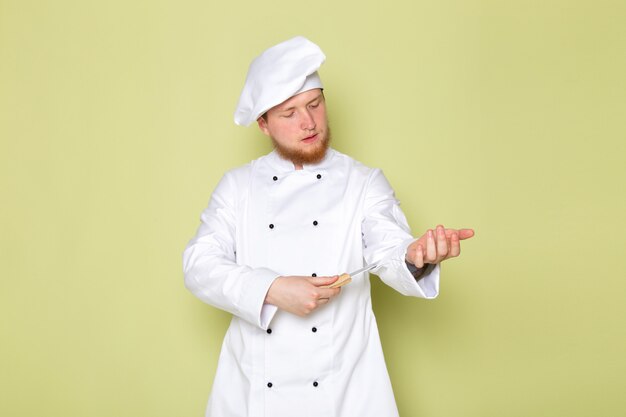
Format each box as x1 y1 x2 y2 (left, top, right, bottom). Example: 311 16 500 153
348 263 377 278
321 263 378 289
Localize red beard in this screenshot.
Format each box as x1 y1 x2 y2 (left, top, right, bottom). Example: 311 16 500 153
271 127 332 167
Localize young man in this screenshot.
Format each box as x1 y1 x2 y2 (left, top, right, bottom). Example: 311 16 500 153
183 36 474 417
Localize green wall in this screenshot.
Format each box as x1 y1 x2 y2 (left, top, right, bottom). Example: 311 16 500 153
1 0 625 415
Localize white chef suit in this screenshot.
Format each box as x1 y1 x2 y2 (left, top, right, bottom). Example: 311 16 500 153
183 147 440 417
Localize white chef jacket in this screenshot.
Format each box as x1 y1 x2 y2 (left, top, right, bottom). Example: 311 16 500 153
183 148 440 417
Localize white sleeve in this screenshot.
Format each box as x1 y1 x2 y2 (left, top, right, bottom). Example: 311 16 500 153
361 169 440 299
183 172 279 329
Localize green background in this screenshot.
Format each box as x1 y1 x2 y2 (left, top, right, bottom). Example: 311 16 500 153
2 0 625 416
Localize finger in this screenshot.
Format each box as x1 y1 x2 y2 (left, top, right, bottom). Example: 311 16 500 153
425 229 437 263
414 243 424 268
458 228 475 240
444 228 475 240
436 225 448 261
449 232 460 257
318 286 341 299
311 275 339 287
317 298 330 305
406 239 424 263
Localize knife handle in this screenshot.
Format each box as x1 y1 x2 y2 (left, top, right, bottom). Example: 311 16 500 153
320 273 352 289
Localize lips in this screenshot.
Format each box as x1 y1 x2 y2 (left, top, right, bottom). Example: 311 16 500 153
302 133 318 142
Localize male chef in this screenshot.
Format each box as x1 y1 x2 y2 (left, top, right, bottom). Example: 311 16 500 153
183 36 474 417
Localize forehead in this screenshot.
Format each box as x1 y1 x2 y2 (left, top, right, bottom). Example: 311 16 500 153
272 88 323 112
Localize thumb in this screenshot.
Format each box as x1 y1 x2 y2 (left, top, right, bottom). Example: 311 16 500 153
309 275 339 286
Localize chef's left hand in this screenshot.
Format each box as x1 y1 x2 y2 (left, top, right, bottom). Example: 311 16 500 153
405 225 475 268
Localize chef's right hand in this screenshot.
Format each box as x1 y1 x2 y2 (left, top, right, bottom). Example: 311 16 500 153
264 275 341 317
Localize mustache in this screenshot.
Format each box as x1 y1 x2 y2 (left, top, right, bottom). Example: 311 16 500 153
271 127 332 166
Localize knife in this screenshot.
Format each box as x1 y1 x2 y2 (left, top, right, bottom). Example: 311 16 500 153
348 263 378 278
321 263 378 289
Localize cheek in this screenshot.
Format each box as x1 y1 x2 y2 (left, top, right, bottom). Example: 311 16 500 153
269 121 290 135
286 120 302 134
274 124 299 142
314 108 327 124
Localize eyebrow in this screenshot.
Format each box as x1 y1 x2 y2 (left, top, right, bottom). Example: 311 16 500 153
279 93 323 112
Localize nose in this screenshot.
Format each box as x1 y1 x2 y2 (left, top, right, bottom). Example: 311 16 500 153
300 110 316 130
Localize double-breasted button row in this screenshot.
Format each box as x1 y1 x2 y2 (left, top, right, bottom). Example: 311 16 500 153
271 174 323 181
268 221 320 229
265 381 320 388
311 272 318 333
265 327 317 334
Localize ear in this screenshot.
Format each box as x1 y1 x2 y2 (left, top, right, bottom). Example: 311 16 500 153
257 116 270 136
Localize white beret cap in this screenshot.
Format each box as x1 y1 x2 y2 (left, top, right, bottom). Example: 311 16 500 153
234 36 326 126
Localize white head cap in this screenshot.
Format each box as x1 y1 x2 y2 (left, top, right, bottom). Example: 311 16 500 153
234 36 326 126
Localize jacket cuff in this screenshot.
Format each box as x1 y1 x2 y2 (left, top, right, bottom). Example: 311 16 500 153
259 304 278 330
375 238 440 298
239 268 280 329
402 261 440 299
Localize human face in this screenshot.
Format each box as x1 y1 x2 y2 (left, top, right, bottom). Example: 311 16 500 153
257 89 329 169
